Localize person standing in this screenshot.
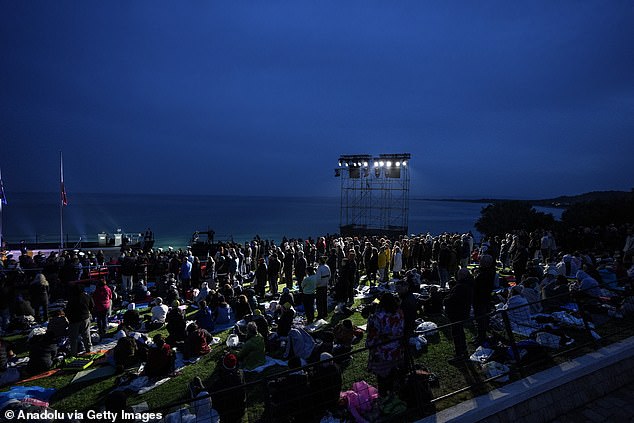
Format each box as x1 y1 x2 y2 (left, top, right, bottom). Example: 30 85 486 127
294 251 307 291
180 257 193 292
366 292 404 396
30 273 50 323
65 284 94 356
472 255 496 345
316 256 331 320
301 266 318 324
444 268 474 364
92 278 112 338
267 253 281 296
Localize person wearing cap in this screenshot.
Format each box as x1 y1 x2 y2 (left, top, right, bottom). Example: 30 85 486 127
310 352 342 415
210 353 246 423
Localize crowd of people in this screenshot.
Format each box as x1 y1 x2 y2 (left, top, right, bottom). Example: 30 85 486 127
0 223 633 421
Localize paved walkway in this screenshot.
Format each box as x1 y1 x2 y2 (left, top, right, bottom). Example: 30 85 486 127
550 380 634 423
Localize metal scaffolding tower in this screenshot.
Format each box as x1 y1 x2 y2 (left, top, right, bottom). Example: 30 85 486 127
335 153 411 237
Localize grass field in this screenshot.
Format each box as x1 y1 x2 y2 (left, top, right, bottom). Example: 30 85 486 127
3 274 632 422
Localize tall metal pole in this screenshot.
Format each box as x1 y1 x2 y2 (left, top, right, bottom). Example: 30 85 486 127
59 152 65 252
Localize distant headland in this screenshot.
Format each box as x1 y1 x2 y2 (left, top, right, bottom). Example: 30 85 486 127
424 190 634 208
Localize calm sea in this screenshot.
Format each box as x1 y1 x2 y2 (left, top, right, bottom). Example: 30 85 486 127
1 193 562 248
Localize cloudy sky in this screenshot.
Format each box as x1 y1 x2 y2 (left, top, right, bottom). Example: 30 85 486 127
1 1 633 199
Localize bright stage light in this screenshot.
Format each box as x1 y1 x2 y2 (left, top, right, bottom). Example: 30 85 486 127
338 162 342 167
379 161 385 167
386 161 392 167
363 161 368 167
374 161 379 167
345 162 349 167
402 161 407 166
395 162 401 167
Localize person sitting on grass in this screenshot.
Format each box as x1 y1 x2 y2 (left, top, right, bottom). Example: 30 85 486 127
166 300 187 345
310 352 343 416
147 297 169 330
121 303 142 332
233 295 252 321
275 302 295 337
236 322 265 370
24 332 58 376
209 353 247 423
195 300 215 333
214 295 233 325
188 376 220 423
46 309 69 341
184 322 212 360
143 334 175 378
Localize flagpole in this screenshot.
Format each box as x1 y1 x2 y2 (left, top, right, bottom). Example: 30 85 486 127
59 152 64 252
0 166 4 250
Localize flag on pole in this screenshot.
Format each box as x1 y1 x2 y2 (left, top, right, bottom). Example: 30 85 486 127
0 167 7 205
60 153 68 206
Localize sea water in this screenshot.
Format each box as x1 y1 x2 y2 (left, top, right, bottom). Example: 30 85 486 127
1 193 562 248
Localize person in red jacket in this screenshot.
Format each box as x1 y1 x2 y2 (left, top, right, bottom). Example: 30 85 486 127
92 279 112 338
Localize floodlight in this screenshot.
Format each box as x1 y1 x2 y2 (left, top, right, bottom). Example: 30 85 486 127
374 161 379 167
386 161 392 167
379 161 385 167
402 161 407 166
363 161 368 167
338 162 342 167
345 162 349 167
395 162 401 167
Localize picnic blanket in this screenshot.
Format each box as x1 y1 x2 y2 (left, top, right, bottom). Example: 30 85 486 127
244 356 288 373
113 375 171 395
70 366 117 384
16 369 61 384
212 321 236 334
0 386 56 409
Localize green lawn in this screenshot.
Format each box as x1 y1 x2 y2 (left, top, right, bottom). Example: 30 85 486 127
4 275 632 422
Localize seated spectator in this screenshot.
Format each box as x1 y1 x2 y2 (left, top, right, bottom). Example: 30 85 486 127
112 335 143 372
10 294 35 331
244 289 259 313
188 376 220 423
233 295 252 321
214 295 233 325
503 286 532 326
574 270 602 299
25 332 58 376
148 297 169 330
541 275 572 312
195 281 210 305
210 353 246 423
276 302 295 337
46 310 69 340
144 334 175 378
121 303 142 332
252 309 270 339
166 300 187 345
284 327 316 361
266 356 310 421
520 277 543 314
237 322 265 370
196 300 215 332
310 352 343 415
184 323 212 359
333 319 355 346
278 287 295 308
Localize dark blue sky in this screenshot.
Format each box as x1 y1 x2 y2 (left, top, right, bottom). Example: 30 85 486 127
1 1 633 199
